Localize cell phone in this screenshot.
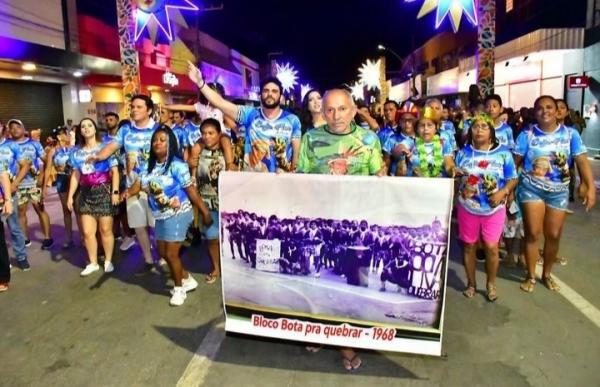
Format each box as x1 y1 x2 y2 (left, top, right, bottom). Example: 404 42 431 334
508 201 519 215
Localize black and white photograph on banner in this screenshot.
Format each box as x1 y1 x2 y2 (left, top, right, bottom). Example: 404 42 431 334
219 171 454 354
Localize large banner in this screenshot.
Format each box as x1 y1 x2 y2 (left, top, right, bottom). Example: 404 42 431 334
219 172 454 356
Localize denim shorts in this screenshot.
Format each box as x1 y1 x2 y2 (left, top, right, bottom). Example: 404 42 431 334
155 210 193 242
203 211 220 240
517 176 569 211
56 174 70 194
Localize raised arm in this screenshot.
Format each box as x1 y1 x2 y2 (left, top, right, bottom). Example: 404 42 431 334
187 61 240 120
165 104 197 112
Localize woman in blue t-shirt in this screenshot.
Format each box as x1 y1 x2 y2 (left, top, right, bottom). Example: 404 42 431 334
124 125 212 306
66 118 120 277
455 114 518 301
514 95 596 293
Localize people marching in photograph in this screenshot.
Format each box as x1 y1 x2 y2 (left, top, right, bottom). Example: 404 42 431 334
66 118 120 277
122 125 212 306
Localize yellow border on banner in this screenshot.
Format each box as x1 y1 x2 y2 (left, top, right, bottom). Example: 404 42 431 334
225 302 442 334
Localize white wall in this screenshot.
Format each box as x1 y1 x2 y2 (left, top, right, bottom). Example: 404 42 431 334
0 0 65 49
61 83 96 124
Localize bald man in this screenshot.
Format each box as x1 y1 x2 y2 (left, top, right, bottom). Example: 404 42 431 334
297 89 385 176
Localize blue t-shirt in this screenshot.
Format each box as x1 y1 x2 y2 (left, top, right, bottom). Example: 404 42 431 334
383 132 415 176
13 138 45 188
70 144 118 175
514 125 586 190
52 146 73 176
140 158 193 220
237 106 301 172
0 139 22 182
456 144 518 215
111 120 158 185
495 122 515 150
440 120 457 151
377 125 395 148
405 136 453 177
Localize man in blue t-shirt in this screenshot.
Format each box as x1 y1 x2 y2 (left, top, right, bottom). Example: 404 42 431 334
8 119 53 250
187 61 301 173
485 94 515 150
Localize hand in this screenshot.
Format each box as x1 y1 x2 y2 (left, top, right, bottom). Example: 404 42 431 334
120 190 130 202
85 155 99 164
583 187 596 212
3 199 13 215
187 60 204 86
67 196 74 212
489 189 508 207
577 183 588 200
111 193 120 206
201 210 213 227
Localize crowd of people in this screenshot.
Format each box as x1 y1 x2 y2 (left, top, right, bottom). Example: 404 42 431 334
0 59 596 371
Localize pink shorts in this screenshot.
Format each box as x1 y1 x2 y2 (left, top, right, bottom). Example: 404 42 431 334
457 204 506 244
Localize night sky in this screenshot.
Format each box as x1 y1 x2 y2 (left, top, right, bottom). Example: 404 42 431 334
77 0 588 90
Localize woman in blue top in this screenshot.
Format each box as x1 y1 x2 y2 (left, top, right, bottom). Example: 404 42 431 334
514 96 596 293
124 125 212 306
46 126 76 249
455 114 518 301
67 119 120 277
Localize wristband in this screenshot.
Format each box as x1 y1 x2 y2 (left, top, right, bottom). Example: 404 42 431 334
113 190 119 195
198 80 206 89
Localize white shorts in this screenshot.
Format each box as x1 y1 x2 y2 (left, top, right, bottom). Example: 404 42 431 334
126 192 155 229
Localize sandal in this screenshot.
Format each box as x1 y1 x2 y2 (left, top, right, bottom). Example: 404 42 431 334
557 256 568 266
486 283 498 302
542 275 560 291
341 354 362 372
205 273 218 284
462 285 476 298
520 277 536 293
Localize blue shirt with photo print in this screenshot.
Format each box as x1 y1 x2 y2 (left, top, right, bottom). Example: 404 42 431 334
383 133 415 176
140 158 193 220
0 138 22 181
70 144 118 175
110 120 158 182
494 122 515 150
440 120 457 151
456 144 518 215
514 125 586 189
52 146 73 176
237 106 301 173
13 138 44 188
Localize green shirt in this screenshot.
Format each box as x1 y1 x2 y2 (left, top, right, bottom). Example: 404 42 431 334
297 123 383 176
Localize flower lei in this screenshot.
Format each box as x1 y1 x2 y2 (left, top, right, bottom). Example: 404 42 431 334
416 135 443 177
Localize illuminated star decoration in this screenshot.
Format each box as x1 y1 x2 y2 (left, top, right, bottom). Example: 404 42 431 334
275 62 299 93
348 81 365 101
358 59 381 91
300 83 313 100
405 0 478 33
134 0 199 43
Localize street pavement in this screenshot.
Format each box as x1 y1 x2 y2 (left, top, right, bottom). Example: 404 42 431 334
1 161 599 387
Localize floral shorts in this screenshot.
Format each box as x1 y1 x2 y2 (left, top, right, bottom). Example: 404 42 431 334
17 186 42 206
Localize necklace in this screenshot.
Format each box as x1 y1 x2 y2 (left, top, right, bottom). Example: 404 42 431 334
416 135 443 177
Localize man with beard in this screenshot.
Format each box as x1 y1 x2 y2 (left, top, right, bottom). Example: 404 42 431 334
187 61 301 173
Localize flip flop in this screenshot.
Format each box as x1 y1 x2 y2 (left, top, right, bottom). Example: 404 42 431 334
205 273 218 284
341 354 362 372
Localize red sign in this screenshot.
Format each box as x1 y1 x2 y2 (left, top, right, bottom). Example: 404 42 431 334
569 76 589 89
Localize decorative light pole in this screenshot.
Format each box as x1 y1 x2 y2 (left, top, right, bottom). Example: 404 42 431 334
116 0 142 112
476 0 496 96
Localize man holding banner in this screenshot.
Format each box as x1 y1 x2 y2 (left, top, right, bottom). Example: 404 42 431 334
297 88 385 371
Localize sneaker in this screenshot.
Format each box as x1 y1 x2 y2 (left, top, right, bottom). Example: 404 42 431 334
24 239 32 247
41 238 54 250
170 287 187 306
16 259 31 271
104 261 115 273
0 283 8 292
170 275 199 295
80 263 100 277
119 236 136 251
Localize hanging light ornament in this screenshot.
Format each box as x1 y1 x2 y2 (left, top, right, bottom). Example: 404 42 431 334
349 81 365 101
275 62 299 93
358 59 382 91
405 0 478 33
300 83 313 100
